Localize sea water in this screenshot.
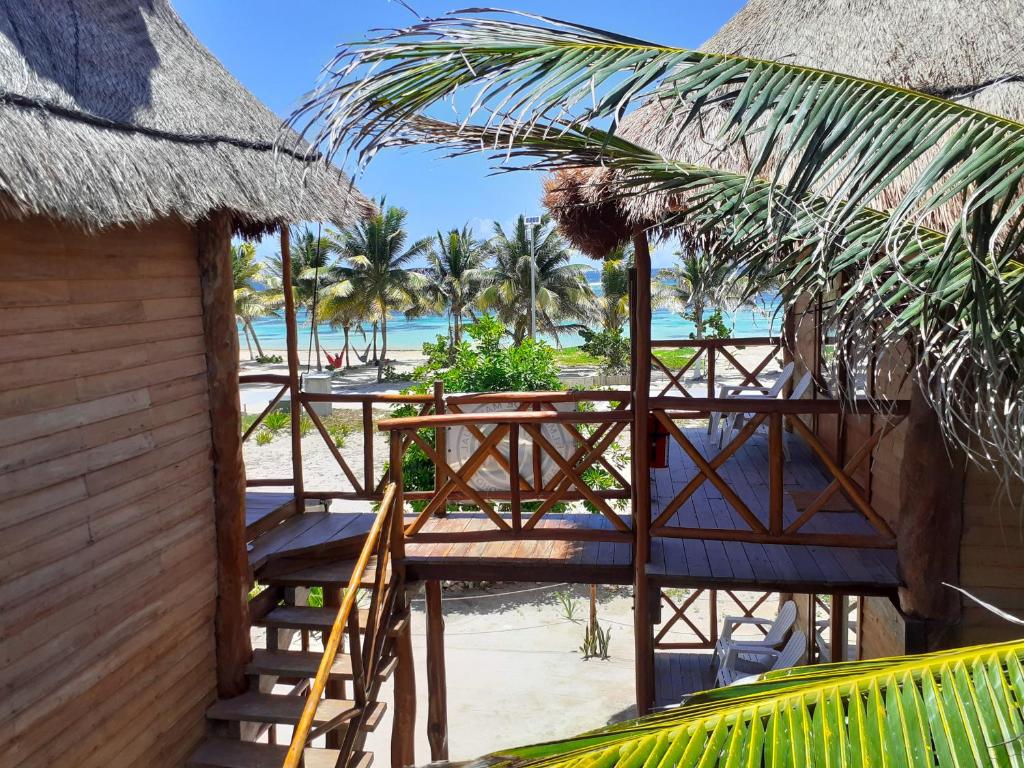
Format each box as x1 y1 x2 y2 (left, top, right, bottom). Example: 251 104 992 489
241 302 781 353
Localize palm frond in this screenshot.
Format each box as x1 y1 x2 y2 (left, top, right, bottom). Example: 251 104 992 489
470 639 1024 768
294 9 1024 266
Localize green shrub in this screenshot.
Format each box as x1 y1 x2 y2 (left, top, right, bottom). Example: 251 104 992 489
255 428 274 446
579 326 630 374
299 414 314 437
240 413 259 435
255 353 284 364
326 421 353 448
262 411 290 432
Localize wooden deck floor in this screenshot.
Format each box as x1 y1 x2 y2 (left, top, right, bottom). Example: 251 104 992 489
654 652 715 707
245 426 900 595
245 491 297 539
649 425 900 596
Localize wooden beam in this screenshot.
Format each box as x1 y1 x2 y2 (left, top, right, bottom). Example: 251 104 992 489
829 594 847 663
897 382 965 625
197 210 251 698
391 592 416 768
425 581 449 761
632 229 654 715
280 226 304 504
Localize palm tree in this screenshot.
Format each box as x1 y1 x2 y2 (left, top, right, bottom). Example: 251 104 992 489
293 11 1024 475
332 200 431 380
231 242 273 359
594 244 632 333
480 215 594 345
316 281 364 369
659 252 740 340
458 637 1024 767
421 225 486 345
265 227 334 371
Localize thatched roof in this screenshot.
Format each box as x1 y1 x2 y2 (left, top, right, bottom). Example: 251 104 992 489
0 0 372 235
545 0 1024 257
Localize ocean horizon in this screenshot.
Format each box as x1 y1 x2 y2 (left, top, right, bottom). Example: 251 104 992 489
240 302 782 353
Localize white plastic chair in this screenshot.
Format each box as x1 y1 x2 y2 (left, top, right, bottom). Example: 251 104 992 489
711 599 797 670
719 371 814 460
709 362 795 442
717 630 808 686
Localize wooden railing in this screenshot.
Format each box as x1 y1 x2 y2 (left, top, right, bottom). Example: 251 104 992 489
240 373 295 488
654 589 776 650
651 337 782 398
648 396 909 548
283 482 404 768
378 392 634 544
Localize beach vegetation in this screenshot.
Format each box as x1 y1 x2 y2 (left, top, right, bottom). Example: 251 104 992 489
232 242 275 360
479 214 594 345
330 199 432 381
298 414 314 438
578 327 630 375
254 428 274 446
419 225 487 345
659 253 745 341
261 411 290 433
254 353 283 364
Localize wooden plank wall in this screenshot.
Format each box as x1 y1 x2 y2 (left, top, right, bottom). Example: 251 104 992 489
954 467 1024 645
0 215 218 767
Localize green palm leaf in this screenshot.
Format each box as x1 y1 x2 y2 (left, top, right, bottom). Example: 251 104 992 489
293 9 1024 265
469 640 1024 768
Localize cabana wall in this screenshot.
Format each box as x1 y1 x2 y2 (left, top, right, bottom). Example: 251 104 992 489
789 288 1024 655
0 213 244 766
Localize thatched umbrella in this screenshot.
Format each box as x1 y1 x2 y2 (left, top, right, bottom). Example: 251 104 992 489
0 0 373 235
544 0 1024 256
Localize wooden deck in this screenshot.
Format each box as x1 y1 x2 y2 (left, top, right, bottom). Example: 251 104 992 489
245 426 900 595
649 425 900 596
654 652 715 707
245 491 298 539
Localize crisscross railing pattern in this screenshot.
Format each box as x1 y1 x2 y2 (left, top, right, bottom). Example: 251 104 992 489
282 483 404 768
654 589 776 650
652 338 781 398
649 397 909 548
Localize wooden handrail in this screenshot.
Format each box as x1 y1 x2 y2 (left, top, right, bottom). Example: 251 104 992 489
239 373 291 384
282 483 398 768
299 392 434 403
377 409 633 431
651 337 780 349
650 397 911 415
446 389 629 404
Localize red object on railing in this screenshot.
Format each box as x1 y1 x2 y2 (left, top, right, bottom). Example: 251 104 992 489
650 417 669 468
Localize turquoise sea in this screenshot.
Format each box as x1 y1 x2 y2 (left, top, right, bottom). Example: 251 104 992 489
241 300 781 352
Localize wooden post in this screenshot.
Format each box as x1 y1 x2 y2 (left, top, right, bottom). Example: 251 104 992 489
197 211 251 698
706 346 716 399
390 431 415 767
768 413 784 536
829 594 847 663
631 229 654 714
509 422 522 530
362 401 374 495
434 380 446 515
897 381 965 626
425 580 449 761
280 226 305 506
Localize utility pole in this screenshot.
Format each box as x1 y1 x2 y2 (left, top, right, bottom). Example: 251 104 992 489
525 215 541 341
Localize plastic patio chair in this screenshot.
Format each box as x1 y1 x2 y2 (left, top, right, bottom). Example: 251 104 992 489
718 370 814 459
708 362 795 442
716 630 808 686
711 599 797 670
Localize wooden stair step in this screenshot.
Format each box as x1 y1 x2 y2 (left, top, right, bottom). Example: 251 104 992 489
260 557 385 589
188 739 372 768
247 649 397 682
206 691 360 726
256 606 408 636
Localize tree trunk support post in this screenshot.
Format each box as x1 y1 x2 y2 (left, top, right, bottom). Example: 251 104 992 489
280 226 305 507
631 229 654 714
390 432 415 768
198 210 252 698
829 594 847 664
425 580 449 761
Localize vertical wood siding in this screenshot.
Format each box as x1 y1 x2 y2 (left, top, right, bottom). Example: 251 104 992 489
0 216 217 767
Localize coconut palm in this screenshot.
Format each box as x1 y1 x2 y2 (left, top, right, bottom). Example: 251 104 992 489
292 10 1024 476
480 214 594 345
421 225 487 344
463 636 1024 767
231 242 273 359
316 282 364 369
593 244 632 333
331 200 431 380
660 252 743 340
264 226 335 370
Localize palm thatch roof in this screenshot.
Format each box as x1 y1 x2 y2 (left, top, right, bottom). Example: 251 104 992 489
545 0 1024 256
0 0 372 235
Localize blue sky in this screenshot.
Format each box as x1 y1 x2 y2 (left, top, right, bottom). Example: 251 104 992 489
174 1 745 267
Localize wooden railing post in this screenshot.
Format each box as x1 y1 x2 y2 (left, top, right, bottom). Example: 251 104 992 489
425 580 448 761
829 594 847 663
434 380 446 494
509 422 522 531
280 226 304 507
768 412 784 536
362 401 374 496
706 345 716 399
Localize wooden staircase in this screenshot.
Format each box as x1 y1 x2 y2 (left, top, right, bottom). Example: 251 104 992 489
190 486 406 768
